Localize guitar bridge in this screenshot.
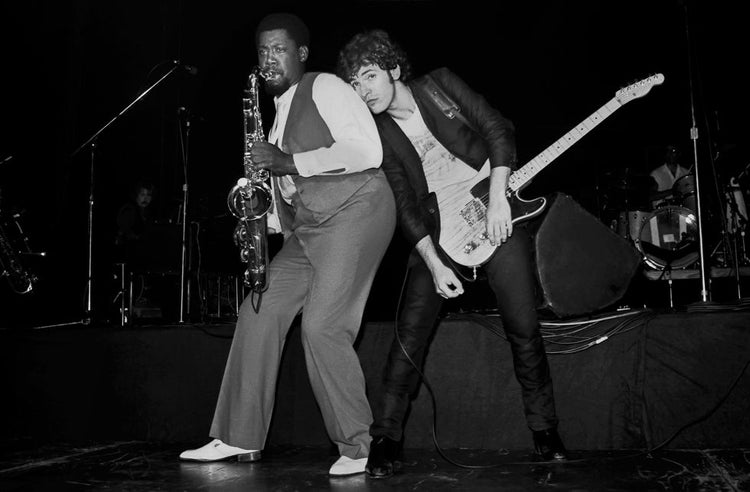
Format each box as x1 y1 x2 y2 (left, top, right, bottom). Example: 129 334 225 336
460 198 486 227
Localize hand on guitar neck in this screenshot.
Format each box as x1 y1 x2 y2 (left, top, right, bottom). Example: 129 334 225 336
437 73 665 268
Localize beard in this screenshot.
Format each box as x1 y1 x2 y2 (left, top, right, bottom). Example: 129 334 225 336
263 76 291 97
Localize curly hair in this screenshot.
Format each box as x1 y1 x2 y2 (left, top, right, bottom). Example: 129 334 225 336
336 29 412 82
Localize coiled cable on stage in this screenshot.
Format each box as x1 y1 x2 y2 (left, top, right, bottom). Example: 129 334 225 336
445 307 656 355
393 281 750 467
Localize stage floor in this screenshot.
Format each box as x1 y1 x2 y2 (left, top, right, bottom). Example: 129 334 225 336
2 304 750 491
1 441 749 491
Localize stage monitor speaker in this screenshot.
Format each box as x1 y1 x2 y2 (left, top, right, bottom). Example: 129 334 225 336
532 193 641 318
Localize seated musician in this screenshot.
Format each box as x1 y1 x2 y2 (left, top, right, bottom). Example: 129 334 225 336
115 179 156 269
648 144 690 208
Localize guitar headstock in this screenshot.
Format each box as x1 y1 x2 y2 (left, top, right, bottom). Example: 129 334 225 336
615 73 665 104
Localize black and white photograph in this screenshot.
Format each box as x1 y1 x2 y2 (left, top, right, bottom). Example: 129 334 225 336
1 1 748 490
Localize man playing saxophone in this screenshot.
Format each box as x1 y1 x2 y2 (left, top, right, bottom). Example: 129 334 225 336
180 12 396 477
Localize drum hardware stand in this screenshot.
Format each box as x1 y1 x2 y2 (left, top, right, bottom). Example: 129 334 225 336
654 261 677 309
709 240 726 267
112 262 130 327
725 184 749 264
701 147 747 297
665 270 675 309
724 185 747 298
68 60 185 326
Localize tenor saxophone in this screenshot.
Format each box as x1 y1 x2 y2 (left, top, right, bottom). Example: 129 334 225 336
226 67 273 293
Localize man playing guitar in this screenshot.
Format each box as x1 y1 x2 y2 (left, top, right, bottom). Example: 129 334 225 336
337 29 567 478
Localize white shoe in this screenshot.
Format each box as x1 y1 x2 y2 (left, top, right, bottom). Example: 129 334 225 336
329 456 367 476
179 439 261 462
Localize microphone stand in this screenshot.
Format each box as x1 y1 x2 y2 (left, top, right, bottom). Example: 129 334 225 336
177 108 191 323
70 61 182 324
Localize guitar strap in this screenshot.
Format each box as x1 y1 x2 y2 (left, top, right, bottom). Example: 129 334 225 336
415 74 477 132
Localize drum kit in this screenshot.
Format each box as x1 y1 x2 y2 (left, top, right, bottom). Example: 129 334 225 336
607 170 749 274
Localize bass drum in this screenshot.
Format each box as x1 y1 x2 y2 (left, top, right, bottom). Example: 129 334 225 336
636 206 699 270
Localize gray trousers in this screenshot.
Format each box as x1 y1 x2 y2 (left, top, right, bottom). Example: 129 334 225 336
209 172 396 459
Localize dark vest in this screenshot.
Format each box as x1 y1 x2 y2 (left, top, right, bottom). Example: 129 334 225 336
275 72 380 230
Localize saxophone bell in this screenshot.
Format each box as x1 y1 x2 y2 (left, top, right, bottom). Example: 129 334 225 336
226 178 273 221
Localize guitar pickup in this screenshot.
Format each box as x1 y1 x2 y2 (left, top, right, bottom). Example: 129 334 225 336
460 198 486 227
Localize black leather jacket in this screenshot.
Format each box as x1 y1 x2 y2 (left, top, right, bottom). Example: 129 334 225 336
374 67 517 247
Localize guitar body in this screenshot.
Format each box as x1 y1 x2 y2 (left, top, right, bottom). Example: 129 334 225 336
435 73 665 269
436 164 546 268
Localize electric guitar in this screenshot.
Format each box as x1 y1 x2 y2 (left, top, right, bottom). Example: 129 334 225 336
437 73 665 268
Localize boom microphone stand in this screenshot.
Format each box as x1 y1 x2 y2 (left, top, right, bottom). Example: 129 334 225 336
70 60 184 324
680 2 711 303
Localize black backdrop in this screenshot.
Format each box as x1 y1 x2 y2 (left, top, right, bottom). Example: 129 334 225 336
0 1 746 326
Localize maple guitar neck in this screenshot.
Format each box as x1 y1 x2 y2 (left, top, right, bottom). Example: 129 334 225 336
510 98 625 194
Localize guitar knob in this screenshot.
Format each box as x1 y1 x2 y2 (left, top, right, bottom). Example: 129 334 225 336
463 241 477 254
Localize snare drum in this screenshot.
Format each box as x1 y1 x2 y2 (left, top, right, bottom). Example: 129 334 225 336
636 206 699 269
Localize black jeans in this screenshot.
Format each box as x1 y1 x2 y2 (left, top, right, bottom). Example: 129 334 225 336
370 227 558 441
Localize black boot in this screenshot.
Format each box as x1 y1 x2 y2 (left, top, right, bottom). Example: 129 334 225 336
532 428 567 461
366 436 399 478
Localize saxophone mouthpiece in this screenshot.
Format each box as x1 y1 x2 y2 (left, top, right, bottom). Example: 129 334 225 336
253 66 273 80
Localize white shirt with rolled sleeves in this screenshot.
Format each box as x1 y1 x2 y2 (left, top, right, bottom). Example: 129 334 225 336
266 73 382 233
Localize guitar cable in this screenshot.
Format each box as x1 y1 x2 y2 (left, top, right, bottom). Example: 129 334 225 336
390 262 750 469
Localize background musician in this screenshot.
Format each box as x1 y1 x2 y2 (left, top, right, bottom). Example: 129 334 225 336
649 144 691 209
